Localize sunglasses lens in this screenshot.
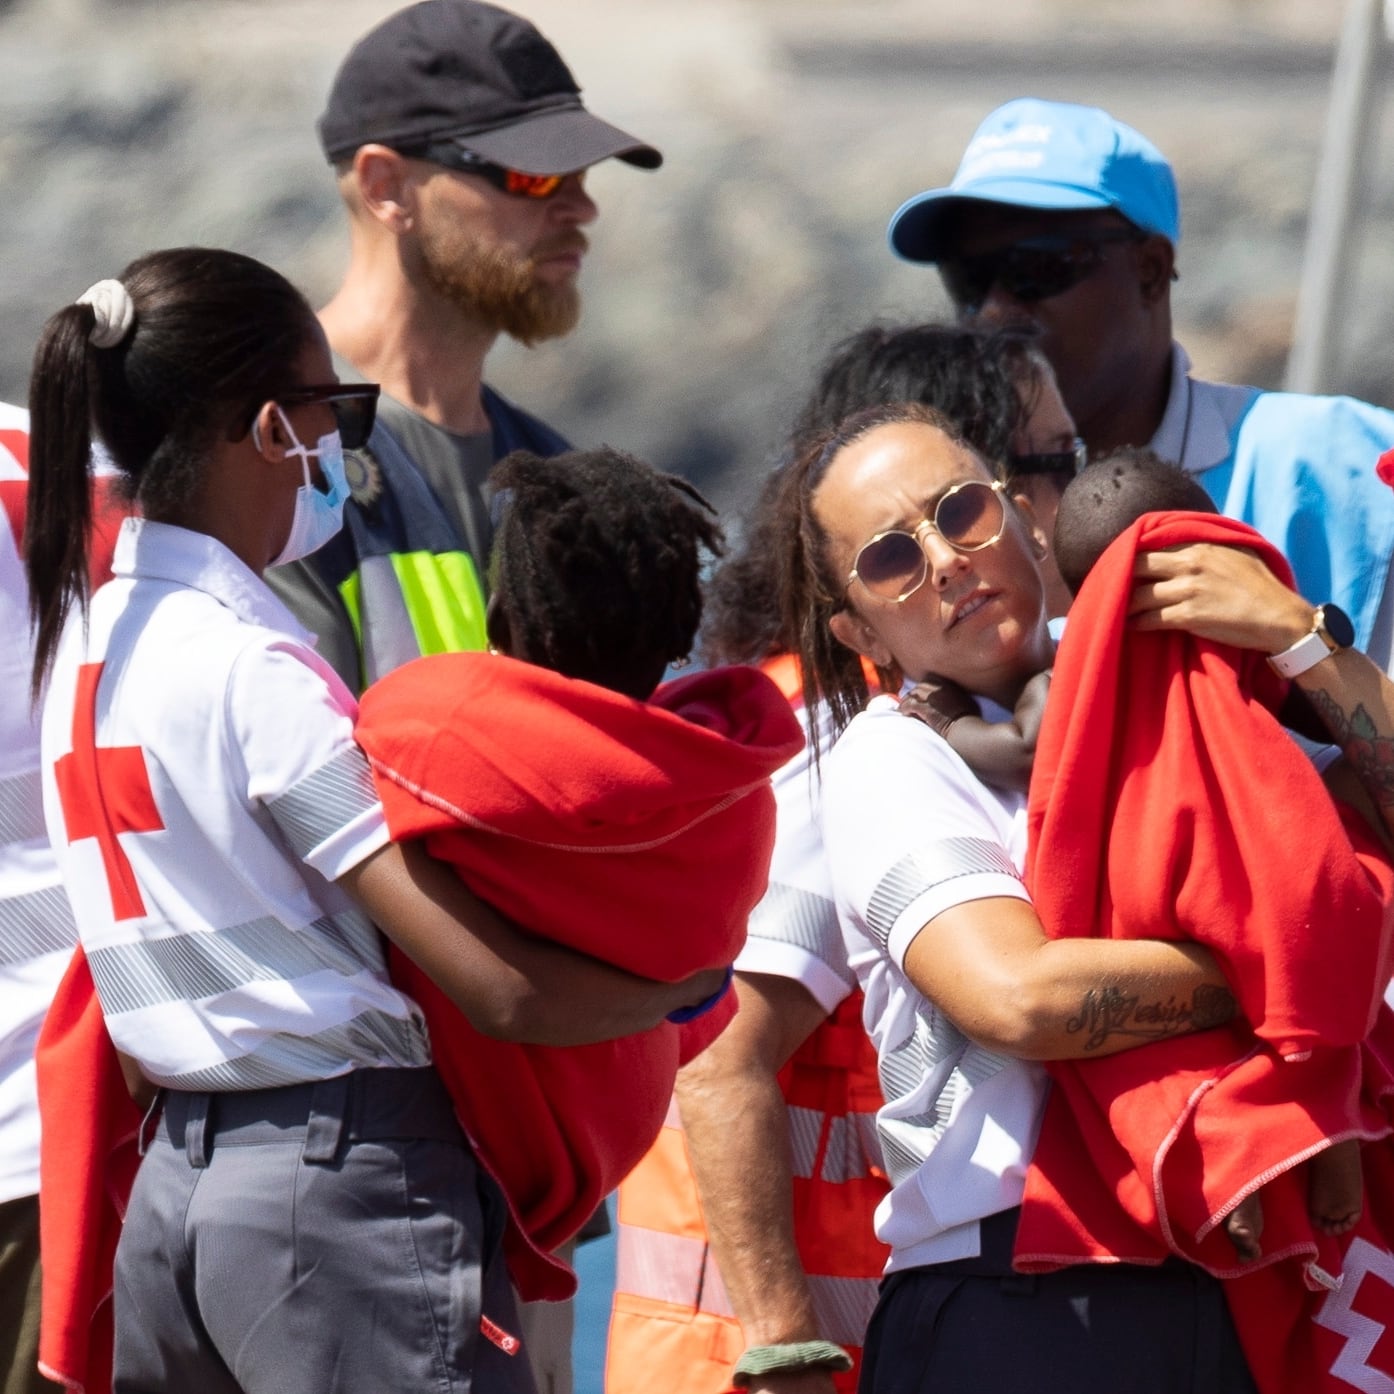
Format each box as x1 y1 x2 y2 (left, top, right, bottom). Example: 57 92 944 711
936 482 1003 548
995 246 1095 302
503 170 564 199
1010 439 1086 478
331 395 377 450
941 232 1134 307
855 531 926 599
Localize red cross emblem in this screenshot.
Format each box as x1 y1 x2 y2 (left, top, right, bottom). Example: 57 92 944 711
1315 1237 1394 1387
0 428 27 474
54 662 164 921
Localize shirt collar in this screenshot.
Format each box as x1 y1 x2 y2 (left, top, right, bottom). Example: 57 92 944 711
1147 342 1233 476
112 518 315 644
1148 343 1191 463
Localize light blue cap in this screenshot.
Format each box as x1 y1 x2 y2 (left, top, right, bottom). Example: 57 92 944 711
888 98 1180 263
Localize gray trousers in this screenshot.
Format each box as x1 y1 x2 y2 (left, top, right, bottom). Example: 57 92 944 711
113 1067 537 1394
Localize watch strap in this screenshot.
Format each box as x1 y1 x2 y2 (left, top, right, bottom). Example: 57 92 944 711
1267 606 1344 679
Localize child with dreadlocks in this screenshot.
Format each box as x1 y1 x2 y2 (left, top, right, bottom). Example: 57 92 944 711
352 446 803 1302
909 448 1378 1274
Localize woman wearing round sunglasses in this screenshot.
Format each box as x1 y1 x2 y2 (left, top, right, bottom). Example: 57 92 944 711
776 399 1260 1393
26 247 719 1394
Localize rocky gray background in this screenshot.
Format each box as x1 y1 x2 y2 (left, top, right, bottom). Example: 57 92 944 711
2 0 1393 517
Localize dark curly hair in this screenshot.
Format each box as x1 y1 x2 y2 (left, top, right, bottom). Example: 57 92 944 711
701 321 1047 669
486 447 724 700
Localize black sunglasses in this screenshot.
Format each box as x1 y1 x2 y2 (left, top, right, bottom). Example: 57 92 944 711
1010 437 1087 478
938 228 1145 312
274 383 380 450
398 142 567 199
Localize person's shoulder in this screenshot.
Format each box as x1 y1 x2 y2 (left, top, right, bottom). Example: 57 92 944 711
1242 385 1394 440
224 627 359 731
826 695 972 791
481 383 572 456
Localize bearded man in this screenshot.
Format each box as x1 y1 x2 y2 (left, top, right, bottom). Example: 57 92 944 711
269 0 660 693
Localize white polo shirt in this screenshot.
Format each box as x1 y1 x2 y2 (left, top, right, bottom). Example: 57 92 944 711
819 694 1047 1273
0 405 80 1201
40 518 429 1090
734 701 857 1015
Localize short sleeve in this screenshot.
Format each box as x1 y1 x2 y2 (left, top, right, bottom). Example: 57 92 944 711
821 702 1029 970
226 637 388 879
734 715 855 1015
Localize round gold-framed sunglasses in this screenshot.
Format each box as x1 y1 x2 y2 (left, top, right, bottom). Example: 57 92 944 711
846 478 1008 603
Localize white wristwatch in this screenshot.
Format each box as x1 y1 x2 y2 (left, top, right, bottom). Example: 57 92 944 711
1266 603 1354 679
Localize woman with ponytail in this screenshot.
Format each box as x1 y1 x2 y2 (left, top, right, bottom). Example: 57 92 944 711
27 247 722 1394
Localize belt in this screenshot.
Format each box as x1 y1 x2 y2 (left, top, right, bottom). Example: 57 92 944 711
156 1066 462 1169
916 1206 1024 1278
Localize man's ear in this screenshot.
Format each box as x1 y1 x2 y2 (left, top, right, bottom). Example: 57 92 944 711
353 145 417 233
829 607 893 670
1136 234 1175 306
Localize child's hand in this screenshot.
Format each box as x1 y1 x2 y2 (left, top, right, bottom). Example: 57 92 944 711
899 676 977 740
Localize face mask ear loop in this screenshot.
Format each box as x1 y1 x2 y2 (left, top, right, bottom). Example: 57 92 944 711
273 405 314 490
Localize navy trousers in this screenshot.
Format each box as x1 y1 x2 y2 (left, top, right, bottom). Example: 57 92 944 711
859 1209 1258 1394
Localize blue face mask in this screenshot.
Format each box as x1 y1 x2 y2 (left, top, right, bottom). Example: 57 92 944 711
268 408 350 566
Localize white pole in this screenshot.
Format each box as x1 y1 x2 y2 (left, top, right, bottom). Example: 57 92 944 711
1285 0 1388 393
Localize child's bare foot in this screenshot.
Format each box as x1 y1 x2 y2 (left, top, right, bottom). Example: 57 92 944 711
1310 1140 1363 1237
1225 1192 1264 1262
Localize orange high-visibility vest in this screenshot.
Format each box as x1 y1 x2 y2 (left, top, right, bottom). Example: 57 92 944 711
606 985 888 1393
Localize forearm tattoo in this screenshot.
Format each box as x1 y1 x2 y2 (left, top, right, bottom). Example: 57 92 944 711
1307 691 1394 810
1066 982 1237 1052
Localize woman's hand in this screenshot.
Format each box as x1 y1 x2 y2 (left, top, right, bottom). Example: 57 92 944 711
1129 543 1313 653
1130 540 1394 845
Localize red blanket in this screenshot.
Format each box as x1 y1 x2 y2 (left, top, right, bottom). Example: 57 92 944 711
1012 511 1394 1394
357 654 803 1299
35 951 142 1394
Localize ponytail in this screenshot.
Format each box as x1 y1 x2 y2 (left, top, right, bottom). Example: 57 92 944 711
27 302 103 700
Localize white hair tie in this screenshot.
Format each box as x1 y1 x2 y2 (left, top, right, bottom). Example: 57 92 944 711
76 279 135 350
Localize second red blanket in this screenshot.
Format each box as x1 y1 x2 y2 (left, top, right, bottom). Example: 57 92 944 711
1013 511 1394 1394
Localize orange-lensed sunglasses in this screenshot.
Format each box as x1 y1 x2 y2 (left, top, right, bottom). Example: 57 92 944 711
402 142 567 199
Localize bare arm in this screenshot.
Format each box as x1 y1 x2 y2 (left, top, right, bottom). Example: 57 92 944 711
1130 542 1394 844
676 972 837 1394
339 839 727 1045
900 672 1050 793
902 896 1236 1060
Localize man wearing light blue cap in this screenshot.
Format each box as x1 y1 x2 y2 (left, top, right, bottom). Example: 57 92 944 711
888 97 1394 667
